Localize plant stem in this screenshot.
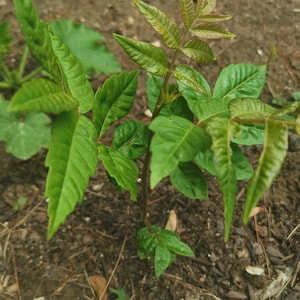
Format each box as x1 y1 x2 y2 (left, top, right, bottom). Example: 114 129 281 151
17 45 29 79
21 66 43 83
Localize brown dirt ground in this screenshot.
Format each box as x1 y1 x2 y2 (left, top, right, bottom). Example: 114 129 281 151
1 0 300 299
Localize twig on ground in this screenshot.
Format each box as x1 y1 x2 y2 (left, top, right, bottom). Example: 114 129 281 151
99 230 128 300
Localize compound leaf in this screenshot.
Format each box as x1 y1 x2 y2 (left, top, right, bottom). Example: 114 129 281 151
134 0 181 49
191 24 235 39
46 112 98 237
98 144 138 200
51 20 121 76
213 64 266 100
150 115 210 188
50 34 94 114
113 120 150 160
179 0 195 29
114 34 168 75
170 161 208 200
181 39 215 64
243 121 288 222
206 118 238 240
93 71 138 138
0 100 51 160
9 78 79 114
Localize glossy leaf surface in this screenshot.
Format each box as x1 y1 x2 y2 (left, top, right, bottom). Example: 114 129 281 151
93 71 138 138
46 112 98 237
114 34 168 75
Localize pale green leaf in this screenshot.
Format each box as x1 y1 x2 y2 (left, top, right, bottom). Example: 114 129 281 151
0 100 51 160
191 24 235 39
206 118 238 240
174 64 211 96
196 14 232 22
134 0 181 48
213 64 266 100
46 112 98 237
181 39 215 64
179 0 195 29
50 34 94 114
243 121 288 222
9 78 79 114
271 101 300 118
196 0 216 17
113 120 149 160
170 161 208 199
229 98 275 119
150 115 210 188
51 20 121 76
93 71 138 138
114 34 168 75
98 144 138 200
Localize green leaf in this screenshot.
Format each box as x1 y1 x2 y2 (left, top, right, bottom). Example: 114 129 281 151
0 22 12 56
196 14 232 22
150 115 210 188
229 98 275 119
213 64 266 100
192 97 231 122
114 34 168 75
46 112 98 237
13 0 60 79
191 24 235 39
181 39 215 64
174 64 211 96
230 125 265 145
98 144 138 200
158 229 194 257
49 34 94 114
194 144 253 180
196 0 216 17
93 71 138 138
243 121 288 222
137 225 160 258
230 143 253 180
134 0 181 49
271 101 300 118
146 74 193 120
51 20 121 76
109 288 131 300
179 0 195 29
155 244 173 278
206 118 238 240
113 120 150 160
170 162 208 199
9 78 79 114
0 100 51 160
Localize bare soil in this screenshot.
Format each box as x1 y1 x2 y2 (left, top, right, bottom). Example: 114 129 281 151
1 0 300 299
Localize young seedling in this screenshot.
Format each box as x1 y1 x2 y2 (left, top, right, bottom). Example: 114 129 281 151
7 0 300 279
